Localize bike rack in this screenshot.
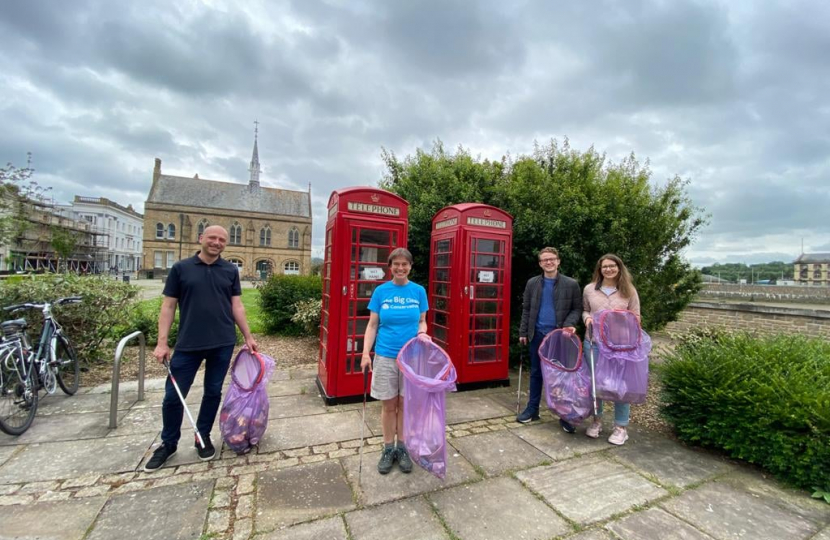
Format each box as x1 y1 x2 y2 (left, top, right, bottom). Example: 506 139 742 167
110 331 146 429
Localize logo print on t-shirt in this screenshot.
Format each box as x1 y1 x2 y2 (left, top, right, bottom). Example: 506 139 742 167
381 304 389 309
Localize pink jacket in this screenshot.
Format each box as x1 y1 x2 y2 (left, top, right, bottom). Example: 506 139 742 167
582 283 641 324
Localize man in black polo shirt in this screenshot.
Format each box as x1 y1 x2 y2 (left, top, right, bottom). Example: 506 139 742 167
145 225 258 471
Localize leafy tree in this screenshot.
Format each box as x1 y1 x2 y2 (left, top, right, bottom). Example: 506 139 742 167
50 226 79 272
380 139 707 333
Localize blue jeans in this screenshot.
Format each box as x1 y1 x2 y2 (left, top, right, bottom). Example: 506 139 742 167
584 339 630 426
161 345 235 447
524 332 545 414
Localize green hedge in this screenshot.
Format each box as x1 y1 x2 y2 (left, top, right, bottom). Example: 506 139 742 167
259 274 321 336
660 329 830 491
0 273 139 364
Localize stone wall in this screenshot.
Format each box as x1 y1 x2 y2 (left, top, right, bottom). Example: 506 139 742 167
699 283 830 304
663 301 830 339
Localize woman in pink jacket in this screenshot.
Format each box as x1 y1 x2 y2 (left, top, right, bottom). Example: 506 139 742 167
582 254 640 446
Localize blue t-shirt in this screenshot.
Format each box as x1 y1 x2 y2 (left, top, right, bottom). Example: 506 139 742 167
535 277 557 335
368 280 428 358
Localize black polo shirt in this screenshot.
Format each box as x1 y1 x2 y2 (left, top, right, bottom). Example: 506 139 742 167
163 254 242 351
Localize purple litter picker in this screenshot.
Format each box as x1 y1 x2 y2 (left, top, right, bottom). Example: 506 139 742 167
220 347 276 455
538 329 593 425
396 337 457 479
593 309 652 404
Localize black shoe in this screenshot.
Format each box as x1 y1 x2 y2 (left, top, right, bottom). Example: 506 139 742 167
396 445 413 474
516 408 541 423
377 446 396 475
196 434 216 461
559 419 576 434
144 443 177 472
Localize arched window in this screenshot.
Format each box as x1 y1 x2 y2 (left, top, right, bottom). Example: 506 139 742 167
230 222 242 245
155 223 164 239
196 219 209 239
260 226 271 247
226 258 243 272
800 267 808 279
288 227 299 248
284 261 300 275
814 268 822 279
167 223 176 239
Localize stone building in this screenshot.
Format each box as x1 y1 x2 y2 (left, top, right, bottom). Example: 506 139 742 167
141 133 312 278
793 252 830 286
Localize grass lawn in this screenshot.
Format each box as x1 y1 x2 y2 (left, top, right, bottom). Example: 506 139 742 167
137 288 265 334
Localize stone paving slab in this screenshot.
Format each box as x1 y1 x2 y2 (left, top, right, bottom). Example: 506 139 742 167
86 481 212 540
611 432 734 488
429 476 571 540
0 434 153 484
269 369 292 382
0 496 107 539
290 367 318 380
444 393 514 424
814 526 830 540
0 412 120 446
107 406 162 437
266 377 318 398
257 410 366 452
258 516 348 540
129 387 205 409
255 460 355 531
0 446 19 468
346 496 448 540
510 421 608 461
565 531 616 540
36 391 139 415
661 481 827 540
268 393 328 419
86 377 170 394
449 430 550 477
607 507 715 539
340 448 480 507
515 454 668 525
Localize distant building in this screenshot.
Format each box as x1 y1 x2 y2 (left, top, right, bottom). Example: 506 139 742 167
793 253 830 286
59 196 144 273
141 129 312 278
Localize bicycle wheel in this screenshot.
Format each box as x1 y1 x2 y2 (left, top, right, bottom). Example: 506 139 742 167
54 337 80 395
0 349 38 436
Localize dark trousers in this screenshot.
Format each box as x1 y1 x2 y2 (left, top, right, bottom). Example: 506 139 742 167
161 344 235 447
525 332 545 413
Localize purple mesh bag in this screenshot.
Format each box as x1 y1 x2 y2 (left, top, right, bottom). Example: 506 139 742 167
594 310 651 404
396 337 457 479
220 348 276 454
538 329 593 424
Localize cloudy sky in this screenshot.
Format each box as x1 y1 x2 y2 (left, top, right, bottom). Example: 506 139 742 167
1 0 827 265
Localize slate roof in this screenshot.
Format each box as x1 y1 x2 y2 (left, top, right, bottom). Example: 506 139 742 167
147 174 310 218
794 252 830 264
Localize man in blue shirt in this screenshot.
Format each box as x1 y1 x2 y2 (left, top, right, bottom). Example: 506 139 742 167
517 247 582 431
145 225 258 471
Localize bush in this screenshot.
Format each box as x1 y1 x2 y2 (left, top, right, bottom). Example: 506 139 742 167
123 297 178 347
291 298 322 336
659 330 830 491
259 274 321 335
0 273 139 364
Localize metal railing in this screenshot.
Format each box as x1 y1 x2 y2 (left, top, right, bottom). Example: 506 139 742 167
110 331 146 429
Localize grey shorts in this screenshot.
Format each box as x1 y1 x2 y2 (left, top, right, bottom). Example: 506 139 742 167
370 354 404 400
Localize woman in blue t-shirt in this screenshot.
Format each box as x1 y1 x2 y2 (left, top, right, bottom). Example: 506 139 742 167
360 247 430 475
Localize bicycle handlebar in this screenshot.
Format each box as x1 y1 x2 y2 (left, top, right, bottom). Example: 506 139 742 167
3 296 83 312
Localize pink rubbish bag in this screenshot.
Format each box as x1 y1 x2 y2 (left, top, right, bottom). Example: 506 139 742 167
397 338 457 479
538 329 593 424
594 310 651 404
220 348 275 454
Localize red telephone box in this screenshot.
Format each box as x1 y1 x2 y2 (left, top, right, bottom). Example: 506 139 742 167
317 187 409 403
428 204 513 385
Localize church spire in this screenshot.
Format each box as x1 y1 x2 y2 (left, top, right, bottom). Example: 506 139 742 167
249 120 261 189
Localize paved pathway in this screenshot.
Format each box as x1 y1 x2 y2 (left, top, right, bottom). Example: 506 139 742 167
0 367 827 540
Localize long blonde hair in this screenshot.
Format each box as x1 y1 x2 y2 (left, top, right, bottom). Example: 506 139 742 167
591 253 635 298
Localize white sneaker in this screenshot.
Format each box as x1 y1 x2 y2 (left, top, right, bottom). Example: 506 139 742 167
608 426 629 445
586 420 602 439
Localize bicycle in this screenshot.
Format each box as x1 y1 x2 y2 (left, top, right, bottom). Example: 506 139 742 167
0 296 82 435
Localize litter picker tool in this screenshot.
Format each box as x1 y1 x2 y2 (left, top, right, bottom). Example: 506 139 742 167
163 359 205 449
516 348 524 415
587 323 598 417
358 366 369 485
